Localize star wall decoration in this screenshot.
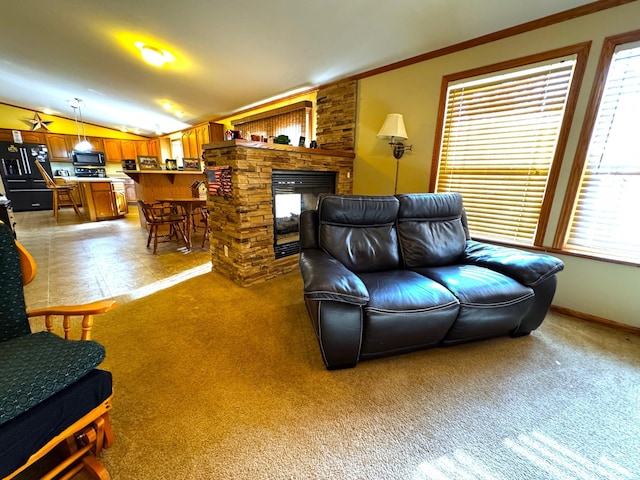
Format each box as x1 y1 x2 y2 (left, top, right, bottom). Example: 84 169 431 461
27 113 53 131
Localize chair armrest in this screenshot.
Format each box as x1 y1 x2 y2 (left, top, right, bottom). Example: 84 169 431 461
463 240 564 287
299 249 369 305
27 300 117 341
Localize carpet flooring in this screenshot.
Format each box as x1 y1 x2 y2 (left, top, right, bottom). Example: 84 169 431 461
73 269 640 480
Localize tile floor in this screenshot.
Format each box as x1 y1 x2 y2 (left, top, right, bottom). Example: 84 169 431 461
13 206 212 309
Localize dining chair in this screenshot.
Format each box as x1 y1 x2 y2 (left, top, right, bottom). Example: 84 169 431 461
137 200 189 253
199 207 210 248
34 161 82 221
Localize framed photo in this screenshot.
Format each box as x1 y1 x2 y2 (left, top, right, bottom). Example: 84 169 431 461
137 155 161 170
182 158 202 171
121 159 137 171
165 159 178 171
298 136 306 147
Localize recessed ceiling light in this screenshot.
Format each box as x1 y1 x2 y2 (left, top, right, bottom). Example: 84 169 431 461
134 42 175 67
175 111 184 118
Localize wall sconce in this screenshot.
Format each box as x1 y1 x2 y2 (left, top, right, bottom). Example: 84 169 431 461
377 113 412 159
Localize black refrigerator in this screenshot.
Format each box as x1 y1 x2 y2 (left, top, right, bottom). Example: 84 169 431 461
0 141 53 211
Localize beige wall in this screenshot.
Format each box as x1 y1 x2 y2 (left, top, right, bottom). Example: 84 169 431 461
354 2 640 327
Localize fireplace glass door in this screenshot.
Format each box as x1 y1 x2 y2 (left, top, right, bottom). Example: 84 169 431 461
272 170 336 258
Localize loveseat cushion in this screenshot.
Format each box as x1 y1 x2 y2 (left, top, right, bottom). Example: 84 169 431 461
357 270 459 355
0 332 106 426
318 195 401 273
396 193 467 268
414 265 535 343
464 240 565 286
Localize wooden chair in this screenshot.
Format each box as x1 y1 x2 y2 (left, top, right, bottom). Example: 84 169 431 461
34 161 82 221
199 207 211 248
0 220 117 479
137 200 189 254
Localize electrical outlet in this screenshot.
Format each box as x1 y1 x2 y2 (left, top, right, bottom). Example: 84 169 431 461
223 245 229 257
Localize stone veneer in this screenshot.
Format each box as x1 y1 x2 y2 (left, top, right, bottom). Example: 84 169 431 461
202 140 354 286
315 80 357 151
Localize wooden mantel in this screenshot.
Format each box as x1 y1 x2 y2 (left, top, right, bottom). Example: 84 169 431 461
202 139 355 158
202 140 354 287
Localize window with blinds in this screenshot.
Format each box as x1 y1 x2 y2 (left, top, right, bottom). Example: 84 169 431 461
564 42 640 263
435 59 577 245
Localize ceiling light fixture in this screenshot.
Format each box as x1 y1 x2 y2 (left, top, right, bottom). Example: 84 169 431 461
135 42 175 67
71 98 92 151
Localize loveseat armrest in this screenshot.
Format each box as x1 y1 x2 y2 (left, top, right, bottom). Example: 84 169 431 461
299 249 369 305
463 240 564 287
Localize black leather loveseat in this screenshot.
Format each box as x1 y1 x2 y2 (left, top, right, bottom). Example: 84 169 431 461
299 193 564 369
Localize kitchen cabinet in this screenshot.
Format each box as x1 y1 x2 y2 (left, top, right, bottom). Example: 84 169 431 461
135 141 149 157
0 130 45 144
181 131 192 159
124 178 136 202
209 122 224 142
78 179 127 221
20 132 46 144
67 136 104 153
46 134 72 161
181 123 221 159
121 140 137 159
148 139 160 157
103 138 123 162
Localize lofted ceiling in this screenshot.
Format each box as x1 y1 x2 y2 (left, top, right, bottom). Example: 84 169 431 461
0 0 597 137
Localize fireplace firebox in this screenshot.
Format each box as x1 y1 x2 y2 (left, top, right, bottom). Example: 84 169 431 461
272 170 336 259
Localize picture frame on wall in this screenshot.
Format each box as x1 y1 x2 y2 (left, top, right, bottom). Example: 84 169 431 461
137 155 161 170
182 158 202 171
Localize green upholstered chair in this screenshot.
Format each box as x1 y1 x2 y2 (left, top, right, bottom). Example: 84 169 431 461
0 220 117 480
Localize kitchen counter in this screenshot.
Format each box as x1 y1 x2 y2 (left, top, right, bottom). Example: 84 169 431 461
54 176 126 183
55 176 128 221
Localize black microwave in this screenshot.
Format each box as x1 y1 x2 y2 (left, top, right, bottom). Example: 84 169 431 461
72 150 106 167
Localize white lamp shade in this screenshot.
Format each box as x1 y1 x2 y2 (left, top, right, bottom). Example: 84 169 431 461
377 113 408 140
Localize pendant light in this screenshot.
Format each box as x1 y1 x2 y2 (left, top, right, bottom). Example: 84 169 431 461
72 98 92 151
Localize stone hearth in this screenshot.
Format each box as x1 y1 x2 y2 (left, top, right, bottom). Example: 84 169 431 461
202 140 354 286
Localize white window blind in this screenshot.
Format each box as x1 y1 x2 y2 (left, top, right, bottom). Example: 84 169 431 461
565 45 640 263
436 60 576 245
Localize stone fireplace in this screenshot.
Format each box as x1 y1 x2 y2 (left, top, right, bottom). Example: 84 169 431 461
202 140 354 286
272 170 336 259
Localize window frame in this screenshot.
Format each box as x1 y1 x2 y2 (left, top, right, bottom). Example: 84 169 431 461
554 29 640 266
430 43 591 247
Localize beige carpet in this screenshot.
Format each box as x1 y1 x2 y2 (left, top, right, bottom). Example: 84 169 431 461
85 270 638 479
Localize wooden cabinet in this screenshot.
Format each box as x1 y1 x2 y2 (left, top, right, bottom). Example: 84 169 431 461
148 139 160 157
20 131 46 144
181 131 192 159
79 180 127 221
46 134 72 162
103 138 123 163
121 140 137 159
209 122 224 142
0 130 46 143
124 179 137 202
180 123 221 159
91 183 117 219
87 137 104 152
135 141 149 157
